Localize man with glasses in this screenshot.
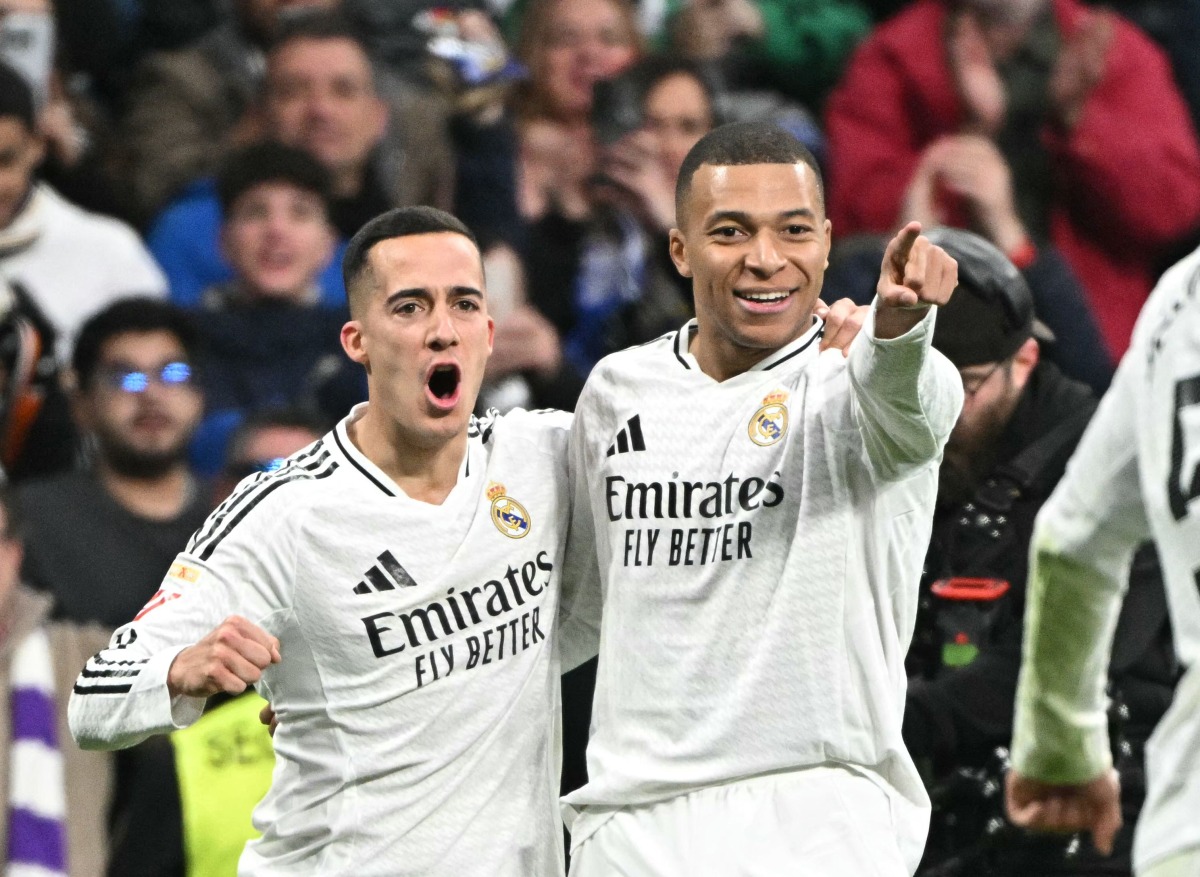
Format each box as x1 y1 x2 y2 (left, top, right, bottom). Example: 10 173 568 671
17 297 210 630
903 229 1175 875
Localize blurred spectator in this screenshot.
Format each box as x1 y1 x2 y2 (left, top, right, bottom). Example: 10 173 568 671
146 14 394 307
17 299 209 629
111 0 342 226
825 0 1200 361
0 276 78 481
105 410 323 877
824 123 1115 394
528 57 719 377
1101 0 1200 136
0 61 166 359
903 228 1173 875
667 0 871 109
901 134 1117 391
407 5 528 254
142 13 367 309
513 0 641 222
0 0 53 110
195 142 349 435
0 0 128 218
0 485 114 877
211 405 326 502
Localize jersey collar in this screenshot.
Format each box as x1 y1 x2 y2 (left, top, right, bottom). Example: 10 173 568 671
332 403 473 499
672 315 825 373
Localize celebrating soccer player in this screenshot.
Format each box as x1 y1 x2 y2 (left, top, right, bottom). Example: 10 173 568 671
562 121 962 875
68 207 596 875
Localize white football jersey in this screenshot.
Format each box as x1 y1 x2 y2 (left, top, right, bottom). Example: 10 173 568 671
562 307 962 871
69 404 581 877
1013 245 1200 873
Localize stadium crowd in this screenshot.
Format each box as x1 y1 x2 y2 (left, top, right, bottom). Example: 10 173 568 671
0 0 1198 874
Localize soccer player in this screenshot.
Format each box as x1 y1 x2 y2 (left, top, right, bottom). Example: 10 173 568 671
1006 245 1200 876
68 206 589 876
561 121 963 875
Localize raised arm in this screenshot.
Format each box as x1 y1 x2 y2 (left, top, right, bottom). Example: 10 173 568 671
848 222 964 479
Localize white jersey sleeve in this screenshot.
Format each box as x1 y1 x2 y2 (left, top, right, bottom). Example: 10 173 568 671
848 302 963 481
69 469 303 751
1011 350 1150 783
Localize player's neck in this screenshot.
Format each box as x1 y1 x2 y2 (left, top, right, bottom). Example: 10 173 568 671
349 412 467 505
691 333 772 382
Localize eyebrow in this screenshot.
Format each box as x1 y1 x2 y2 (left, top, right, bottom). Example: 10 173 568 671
705 208 818 227
384 286 484 308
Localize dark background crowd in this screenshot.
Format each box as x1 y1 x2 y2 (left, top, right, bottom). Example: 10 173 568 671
0 0 1197 874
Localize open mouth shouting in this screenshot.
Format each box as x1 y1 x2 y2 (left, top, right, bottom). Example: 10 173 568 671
733 287 797 313
425 362 462 411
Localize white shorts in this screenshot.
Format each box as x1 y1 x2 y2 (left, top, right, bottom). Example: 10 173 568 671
568 766 909 877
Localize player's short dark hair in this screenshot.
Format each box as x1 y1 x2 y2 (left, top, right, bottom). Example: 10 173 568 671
73 298 200 390
342 207 480 317
216 141 332 218
675 121 824 221
0 60 35 131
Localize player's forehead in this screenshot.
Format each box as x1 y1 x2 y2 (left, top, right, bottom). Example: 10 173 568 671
689 163 822 224
365 233 485 298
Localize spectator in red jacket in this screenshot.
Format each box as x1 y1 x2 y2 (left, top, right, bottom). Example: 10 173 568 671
825 0 1200 360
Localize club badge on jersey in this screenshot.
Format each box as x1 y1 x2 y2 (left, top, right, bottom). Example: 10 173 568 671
748 390 790 447
488 482 531 539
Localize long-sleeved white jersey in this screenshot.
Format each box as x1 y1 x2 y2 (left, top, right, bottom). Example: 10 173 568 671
1013 245 1200 873
561 306 963 871
69 404 585 877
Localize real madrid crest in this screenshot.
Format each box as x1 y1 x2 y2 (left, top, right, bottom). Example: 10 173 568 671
488 482 531 538
748 390 789 447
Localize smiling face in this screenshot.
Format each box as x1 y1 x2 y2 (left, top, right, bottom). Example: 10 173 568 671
669 162 831 380
340 233 494 451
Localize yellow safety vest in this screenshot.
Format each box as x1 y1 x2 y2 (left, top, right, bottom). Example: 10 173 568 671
171 693 275 876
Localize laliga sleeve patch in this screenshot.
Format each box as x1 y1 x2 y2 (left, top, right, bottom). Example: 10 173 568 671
168 562 201 583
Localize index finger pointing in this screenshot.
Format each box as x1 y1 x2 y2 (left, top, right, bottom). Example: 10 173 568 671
885 221 923 282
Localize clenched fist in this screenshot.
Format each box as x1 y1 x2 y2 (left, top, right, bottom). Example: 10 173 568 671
168 615 281 699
